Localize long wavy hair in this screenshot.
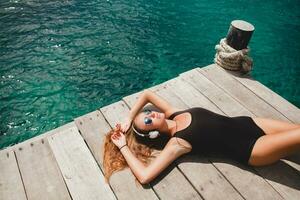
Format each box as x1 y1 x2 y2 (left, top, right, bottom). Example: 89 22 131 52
103 120 169 185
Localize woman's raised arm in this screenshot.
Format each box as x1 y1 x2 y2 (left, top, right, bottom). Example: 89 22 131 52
128 89 150 120
120 89 180 133
129 89 180 120
111 129 189 184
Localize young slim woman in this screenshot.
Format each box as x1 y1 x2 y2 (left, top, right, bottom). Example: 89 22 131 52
104 89 300 184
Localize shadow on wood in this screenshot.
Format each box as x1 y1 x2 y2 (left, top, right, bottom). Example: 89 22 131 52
175 153 300 191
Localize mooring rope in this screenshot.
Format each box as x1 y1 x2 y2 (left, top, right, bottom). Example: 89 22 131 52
214 38 253 73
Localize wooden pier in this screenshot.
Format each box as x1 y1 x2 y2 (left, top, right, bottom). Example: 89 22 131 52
1 64 299 200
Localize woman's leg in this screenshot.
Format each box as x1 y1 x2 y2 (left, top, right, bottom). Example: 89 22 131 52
251 117 300 135
248 127 300 166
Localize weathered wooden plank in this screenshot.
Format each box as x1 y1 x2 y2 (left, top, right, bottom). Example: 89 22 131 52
197 65 300 199
150 161 202 200
212 63 300 123
15 138 71 200
162 78 221 114
164 77 283 200
103 101 201 199
198 66 289 121
176 155 243 200
125 83 243 200
12 121 76 150
0 148 27 200
149 81 189 110
75 110 111 169
123 89 202 200
48 126 116 200
255 161 300 199
180 69 255 117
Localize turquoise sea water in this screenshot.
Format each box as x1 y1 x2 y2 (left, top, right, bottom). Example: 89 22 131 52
0 0 299 149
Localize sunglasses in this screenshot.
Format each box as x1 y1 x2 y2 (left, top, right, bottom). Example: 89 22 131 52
143 109 153 125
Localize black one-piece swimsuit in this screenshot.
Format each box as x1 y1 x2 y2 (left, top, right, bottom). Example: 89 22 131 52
168 107 266 164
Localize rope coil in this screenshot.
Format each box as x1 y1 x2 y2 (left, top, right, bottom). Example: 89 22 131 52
214 38 253 73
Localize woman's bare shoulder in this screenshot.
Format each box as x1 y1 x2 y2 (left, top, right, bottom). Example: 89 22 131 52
166 107 184 119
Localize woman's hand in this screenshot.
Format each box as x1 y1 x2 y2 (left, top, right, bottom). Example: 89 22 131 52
111 124 127 149
120 116 132 133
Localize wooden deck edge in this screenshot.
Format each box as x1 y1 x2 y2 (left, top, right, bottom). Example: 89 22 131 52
1 121 76 152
